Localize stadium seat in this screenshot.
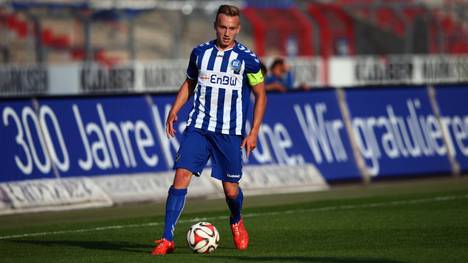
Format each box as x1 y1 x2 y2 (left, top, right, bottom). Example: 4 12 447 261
6 14 29 38
0 6 117 64
429 12 468 54
242 6 313 57
375 8 405 36
308 3 356 57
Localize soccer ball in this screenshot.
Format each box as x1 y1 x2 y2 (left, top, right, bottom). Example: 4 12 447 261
186 222 220 254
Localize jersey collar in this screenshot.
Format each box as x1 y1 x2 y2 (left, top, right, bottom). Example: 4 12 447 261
213 39 237 52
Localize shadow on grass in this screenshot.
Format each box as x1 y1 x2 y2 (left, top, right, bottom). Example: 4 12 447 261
9 239 155 254
209 255 405 263
8 240 406 262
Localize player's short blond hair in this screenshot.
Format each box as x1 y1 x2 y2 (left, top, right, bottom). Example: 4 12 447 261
215 5 240 23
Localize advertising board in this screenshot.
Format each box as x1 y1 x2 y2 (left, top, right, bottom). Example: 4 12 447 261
344 86 452 177
434 85 468 171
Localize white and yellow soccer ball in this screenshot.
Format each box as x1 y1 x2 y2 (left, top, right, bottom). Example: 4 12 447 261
186 222 220 254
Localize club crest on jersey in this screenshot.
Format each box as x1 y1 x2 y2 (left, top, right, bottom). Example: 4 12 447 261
231 59 241 74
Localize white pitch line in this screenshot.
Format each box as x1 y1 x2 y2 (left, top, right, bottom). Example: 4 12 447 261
1 194 467 240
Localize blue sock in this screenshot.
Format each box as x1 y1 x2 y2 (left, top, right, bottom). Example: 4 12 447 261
162 186 187 241
226 187 243 225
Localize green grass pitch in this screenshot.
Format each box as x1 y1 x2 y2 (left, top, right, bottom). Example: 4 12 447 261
1 176 468 262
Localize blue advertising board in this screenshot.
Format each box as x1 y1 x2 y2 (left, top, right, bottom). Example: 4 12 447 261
1 90 362 183
4 85 459 183
434 84 468 172
344 86 452 177
1 99 56 182
35 96 168 177
247 91 361 181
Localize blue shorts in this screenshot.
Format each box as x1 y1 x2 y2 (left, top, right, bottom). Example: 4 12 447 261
174 127 243 183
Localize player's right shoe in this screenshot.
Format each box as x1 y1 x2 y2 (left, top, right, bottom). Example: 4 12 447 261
230 218 249 250
151 238 175 255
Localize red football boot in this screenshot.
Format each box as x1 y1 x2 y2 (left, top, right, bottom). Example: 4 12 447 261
151 239 175 255
230 218 249 250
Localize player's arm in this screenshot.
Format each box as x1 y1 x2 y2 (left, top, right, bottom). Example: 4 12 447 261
166 78 197 137
242 70 267 157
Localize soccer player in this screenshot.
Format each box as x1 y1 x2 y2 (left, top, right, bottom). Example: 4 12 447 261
151 4 266 255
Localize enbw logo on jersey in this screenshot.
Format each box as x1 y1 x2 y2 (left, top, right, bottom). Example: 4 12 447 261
231 59 241 74
210 74 237 86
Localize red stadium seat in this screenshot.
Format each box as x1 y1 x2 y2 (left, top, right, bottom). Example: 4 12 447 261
375 8 405 36
308 3 356 57
429 12 468 54
242 7 313 57
51 35 71 49
6 14 18 30
15 20 28 38
5 14 29 39
41 28 53 44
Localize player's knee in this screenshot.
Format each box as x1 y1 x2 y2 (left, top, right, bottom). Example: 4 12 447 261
173 169 193 188
224 188 238 199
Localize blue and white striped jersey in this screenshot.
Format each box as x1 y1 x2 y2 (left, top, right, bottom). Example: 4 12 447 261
185 40 262 136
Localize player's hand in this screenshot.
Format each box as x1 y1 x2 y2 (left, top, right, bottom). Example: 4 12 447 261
166 113 178 138
241 133 257 158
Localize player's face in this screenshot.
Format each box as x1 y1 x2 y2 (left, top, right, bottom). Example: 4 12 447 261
214 14 240 50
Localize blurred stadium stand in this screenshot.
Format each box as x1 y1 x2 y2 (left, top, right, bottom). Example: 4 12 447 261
0 0 467 95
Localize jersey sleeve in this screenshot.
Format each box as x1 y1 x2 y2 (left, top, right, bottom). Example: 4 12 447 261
244 54 261 74
186 48 198 80
244 54 263 86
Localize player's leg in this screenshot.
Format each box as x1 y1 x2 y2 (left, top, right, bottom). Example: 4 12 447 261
209 132 249 250
222 181 248 250
152 128 210 255
162 168 192 241
152 168 192 255
223 181 243 225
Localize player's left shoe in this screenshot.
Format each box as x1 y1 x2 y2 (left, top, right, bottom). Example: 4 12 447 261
151 239 175 255
230 218 249 250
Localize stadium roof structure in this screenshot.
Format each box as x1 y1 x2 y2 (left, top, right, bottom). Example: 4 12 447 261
0 0 244 12
0 0 246 19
